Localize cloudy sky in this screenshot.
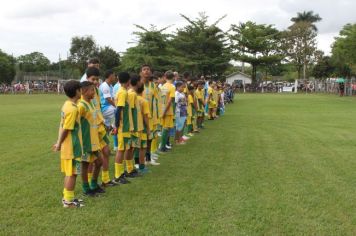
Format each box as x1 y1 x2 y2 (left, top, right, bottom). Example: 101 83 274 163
0 0 355 62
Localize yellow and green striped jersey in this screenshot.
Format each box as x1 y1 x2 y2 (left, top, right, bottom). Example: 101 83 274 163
160 81 175 116
78 99 100 152
60 100 83 160
116 87 133 136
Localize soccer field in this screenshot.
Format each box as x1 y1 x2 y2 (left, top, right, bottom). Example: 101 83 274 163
1 93 356 235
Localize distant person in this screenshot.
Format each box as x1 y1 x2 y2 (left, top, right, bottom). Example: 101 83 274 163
80 58 100 82
339 82 345 97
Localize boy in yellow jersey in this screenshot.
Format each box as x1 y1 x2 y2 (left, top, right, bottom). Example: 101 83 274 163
187 85 198 136
135 83 151 173
150 73 162 160
159 71 175 152
140 65 160 165
53 80 83 208
124 75 142 178
207 81 215 120
112 72 132 184
78 81 104 196
86 68 114 188
212 83 219 118
195 80 205 129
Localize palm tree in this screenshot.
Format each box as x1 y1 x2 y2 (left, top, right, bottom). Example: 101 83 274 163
291 11 322 31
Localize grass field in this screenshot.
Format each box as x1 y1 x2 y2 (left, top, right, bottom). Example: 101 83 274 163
1 93 356 235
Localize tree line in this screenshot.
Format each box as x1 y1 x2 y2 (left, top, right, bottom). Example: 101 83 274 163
0 11 355 85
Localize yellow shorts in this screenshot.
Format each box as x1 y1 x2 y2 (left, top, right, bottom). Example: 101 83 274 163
187 116 192 125
131 132 147 149
162 115 174 128
118 132 131 151
61 158 81 177
82 151 100 163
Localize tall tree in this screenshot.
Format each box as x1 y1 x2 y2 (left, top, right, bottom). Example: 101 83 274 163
98 46 121 72
172 13 231 77
291 11 322 31
17 52 50 72
282 21 318 80
331 23 356 77
230 21 283 84
69 36 99 73
312 56 335 79
0 50 16 84
120 24 174 72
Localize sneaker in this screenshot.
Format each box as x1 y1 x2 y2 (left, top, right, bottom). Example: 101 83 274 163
101 180 118 188
83 189 98 197
182 135 190 140
138 167 150 174
92 186 106 194
151 153 159 158
187 133 194 137
63 200 84 208
151 156 158 161
135 164 140 169
147 160 160 166
125 169 142 178
113 174 130 184
165 145 172 150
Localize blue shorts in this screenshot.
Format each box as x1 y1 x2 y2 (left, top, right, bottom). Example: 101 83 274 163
175 116 186 131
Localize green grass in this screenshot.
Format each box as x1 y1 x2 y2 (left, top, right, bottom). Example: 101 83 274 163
1 93 356 235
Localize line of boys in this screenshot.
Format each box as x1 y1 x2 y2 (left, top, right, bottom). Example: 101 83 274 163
54 64 227 208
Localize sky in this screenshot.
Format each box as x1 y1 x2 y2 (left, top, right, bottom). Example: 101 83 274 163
0 0 355 62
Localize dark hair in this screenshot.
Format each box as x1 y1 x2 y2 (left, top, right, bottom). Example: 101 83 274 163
88 58 100 64
136 83 144 94
64 80 81 98
153 71 163 78
118 72 130 84
165 70 174 80
80 81 94 89
104 69 114 79
188 85 194 91
86 67 100 78
130 74 140 86
141 64 151 71
208 80 213 85
183 71 190 79
175 80 184 88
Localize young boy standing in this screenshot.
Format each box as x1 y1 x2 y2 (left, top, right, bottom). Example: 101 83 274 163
159 71 176 152
175 81 187 144
113 72 132 184
53 80 83 208
78 81 104 196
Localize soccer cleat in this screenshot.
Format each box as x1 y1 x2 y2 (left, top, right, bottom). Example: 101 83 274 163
165 145 172 150
138 167 150 174
83 189 98 197
135 164 140 169
92 186 106 194
114 174 130 184
101 180 118 188
187 133 194 137
151 153 159 158
63 200 84 208
125 169 142 178
62 198 84 204
151 156 158 161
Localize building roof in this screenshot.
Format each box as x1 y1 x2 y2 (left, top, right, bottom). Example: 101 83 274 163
226 71 251 79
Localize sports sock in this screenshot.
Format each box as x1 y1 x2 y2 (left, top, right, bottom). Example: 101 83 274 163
102 170 110 184
126 160 133 173
88 173 93 183
90 179 98 190
115 163 124 178
63 188 74 202
82 182 90 193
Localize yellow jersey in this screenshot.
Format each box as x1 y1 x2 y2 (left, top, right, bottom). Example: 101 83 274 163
137 95 150 132
116 87 134 136
78 99 100 152
187 94 194 117
60 100 83 160
160 81 175 116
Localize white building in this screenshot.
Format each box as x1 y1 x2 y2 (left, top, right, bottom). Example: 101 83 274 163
225 71 252 85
